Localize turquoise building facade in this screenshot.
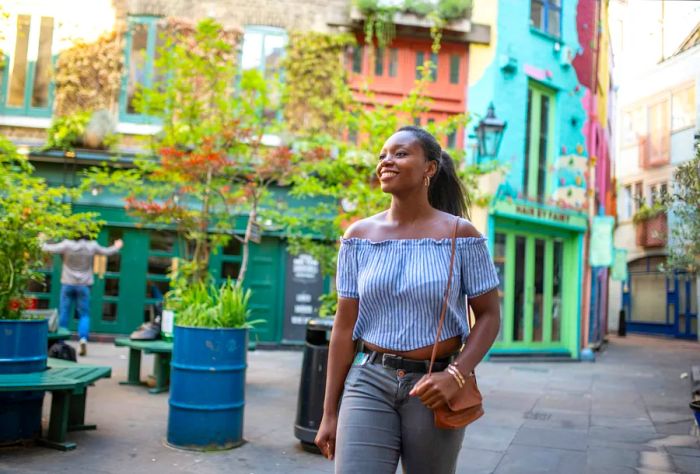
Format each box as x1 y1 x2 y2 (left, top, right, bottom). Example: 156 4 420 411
468 0 612 358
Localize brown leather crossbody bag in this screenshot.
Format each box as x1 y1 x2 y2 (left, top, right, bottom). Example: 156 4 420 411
427 217 484 429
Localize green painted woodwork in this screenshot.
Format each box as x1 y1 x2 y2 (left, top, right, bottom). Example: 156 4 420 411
490 197 588 232
490 217 581 357
524 81 556 201
244 237 285 344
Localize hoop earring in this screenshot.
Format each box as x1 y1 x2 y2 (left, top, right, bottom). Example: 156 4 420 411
424 176 431 188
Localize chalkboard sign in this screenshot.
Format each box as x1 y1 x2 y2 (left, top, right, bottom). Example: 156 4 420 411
282 252 325 342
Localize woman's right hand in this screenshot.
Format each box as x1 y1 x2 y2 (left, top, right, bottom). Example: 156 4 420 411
315 414 338 460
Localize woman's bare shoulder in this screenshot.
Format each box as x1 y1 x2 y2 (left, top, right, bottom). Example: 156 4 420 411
455 217 483 239
342 212 387 239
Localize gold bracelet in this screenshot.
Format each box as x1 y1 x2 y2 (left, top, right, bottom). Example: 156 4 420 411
447 363 466 385
446 365 464 388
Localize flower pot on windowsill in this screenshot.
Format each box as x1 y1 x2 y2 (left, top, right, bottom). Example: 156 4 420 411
0 318 48 445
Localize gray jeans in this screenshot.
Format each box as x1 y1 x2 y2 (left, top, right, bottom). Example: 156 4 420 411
335 358 466 474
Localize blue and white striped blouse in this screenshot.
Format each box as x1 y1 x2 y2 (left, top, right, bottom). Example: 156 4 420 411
336 237 500 351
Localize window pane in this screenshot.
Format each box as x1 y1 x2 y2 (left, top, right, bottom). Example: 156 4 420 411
147 279 170 298
9 15 31 108
102 302 117 322
148 256 172 275
222 237 242 256
533 239 545 342
429 53 438 81
241 31 262 71
551 240 563 342
31 17 54 108
150 231 176 253
513 236 526 342
104 277 120 297
415 52 424 80
352 46 363 73
263 33 285 79
447 130 457 148
537 94 550 201
493 233 506 342
222 261 241 280
530 0 544 29
127 22 149 114
524 89 533 192
374 47 384 76
388 48 398 77
449 55 460 84
547 7 561 37
672 86 695 130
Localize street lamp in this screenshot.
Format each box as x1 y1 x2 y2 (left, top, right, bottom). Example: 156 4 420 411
475 103 507 160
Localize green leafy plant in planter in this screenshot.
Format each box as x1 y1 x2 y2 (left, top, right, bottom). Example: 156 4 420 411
167 278 263 329
632 202 665 224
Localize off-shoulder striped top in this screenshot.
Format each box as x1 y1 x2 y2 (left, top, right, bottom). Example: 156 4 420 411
336 237 499 351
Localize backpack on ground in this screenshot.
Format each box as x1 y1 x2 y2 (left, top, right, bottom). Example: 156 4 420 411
48 341 77 362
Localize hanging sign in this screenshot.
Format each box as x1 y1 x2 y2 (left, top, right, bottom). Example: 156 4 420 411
611 248 628 281
589 216 614 267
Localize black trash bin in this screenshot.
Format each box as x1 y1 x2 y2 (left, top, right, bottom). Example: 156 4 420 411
294 317 334 454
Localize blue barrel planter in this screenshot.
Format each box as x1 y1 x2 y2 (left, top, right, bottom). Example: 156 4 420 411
0 319 48 445
167 325 248 450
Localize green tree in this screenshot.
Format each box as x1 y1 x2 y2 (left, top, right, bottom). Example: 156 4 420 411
662 140 700 338
0 136 100 319
86 19 292 287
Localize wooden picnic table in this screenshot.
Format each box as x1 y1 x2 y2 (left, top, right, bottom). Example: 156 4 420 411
0 358 111 450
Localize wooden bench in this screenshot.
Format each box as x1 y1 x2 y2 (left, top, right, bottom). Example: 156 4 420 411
114 337 257 394
47 327 72 343
0 358 111 451
114 338 173 394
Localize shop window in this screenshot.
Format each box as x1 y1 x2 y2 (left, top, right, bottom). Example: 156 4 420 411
120 16 163 123
530 0 561 38
1 14 55 117
523 82 555 201
415 52 437 82
672 86 695 131
351 45 363 73
374 47 385 76
449 55 460 84
388 48 398 77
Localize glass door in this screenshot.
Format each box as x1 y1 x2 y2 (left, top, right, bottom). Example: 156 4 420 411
493 229 571 351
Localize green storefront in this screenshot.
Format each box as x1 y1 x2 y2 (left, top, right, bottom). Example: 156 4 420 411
487 198 587 359
26 154 328 346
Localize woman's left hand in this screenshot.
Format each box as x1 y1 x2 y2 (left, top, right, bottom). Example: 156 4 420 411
409 371 461 409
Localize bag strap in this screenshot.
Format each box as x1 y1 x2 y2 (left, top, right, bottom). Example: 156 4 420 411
428 216 459 376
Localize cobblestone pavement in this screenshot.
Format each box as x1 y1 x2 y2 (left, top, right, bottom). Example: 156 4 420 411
0 334 698 473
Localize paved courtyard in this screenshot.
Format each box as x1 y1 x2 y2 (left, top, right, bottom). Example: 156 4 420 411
0 334 699 474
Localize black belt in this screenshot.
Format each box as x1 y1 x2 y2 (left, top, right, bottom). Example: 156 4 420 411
361 347 455 373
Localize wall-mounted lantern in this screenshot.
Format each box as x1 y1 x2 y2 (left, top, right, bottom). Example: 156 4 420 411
475 103 507 160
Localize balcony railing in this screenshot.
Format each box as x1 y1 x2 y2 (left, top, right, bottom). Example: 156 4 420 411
635 213 667 248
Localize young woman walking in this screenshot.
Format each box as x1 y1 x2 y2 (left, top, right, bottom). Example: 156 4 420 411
315 126 501 473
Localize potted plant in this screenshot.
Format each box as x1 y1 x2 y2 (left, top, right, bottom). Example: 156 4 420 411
166 276 262 449
0 136 98 444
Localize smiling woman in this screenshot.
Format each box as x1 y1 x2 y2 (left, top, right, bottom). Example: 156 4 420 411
315 126 501 473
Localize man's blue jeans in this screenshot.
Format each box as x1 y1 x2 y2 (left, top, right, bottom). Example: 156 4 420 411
59 285 91 340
